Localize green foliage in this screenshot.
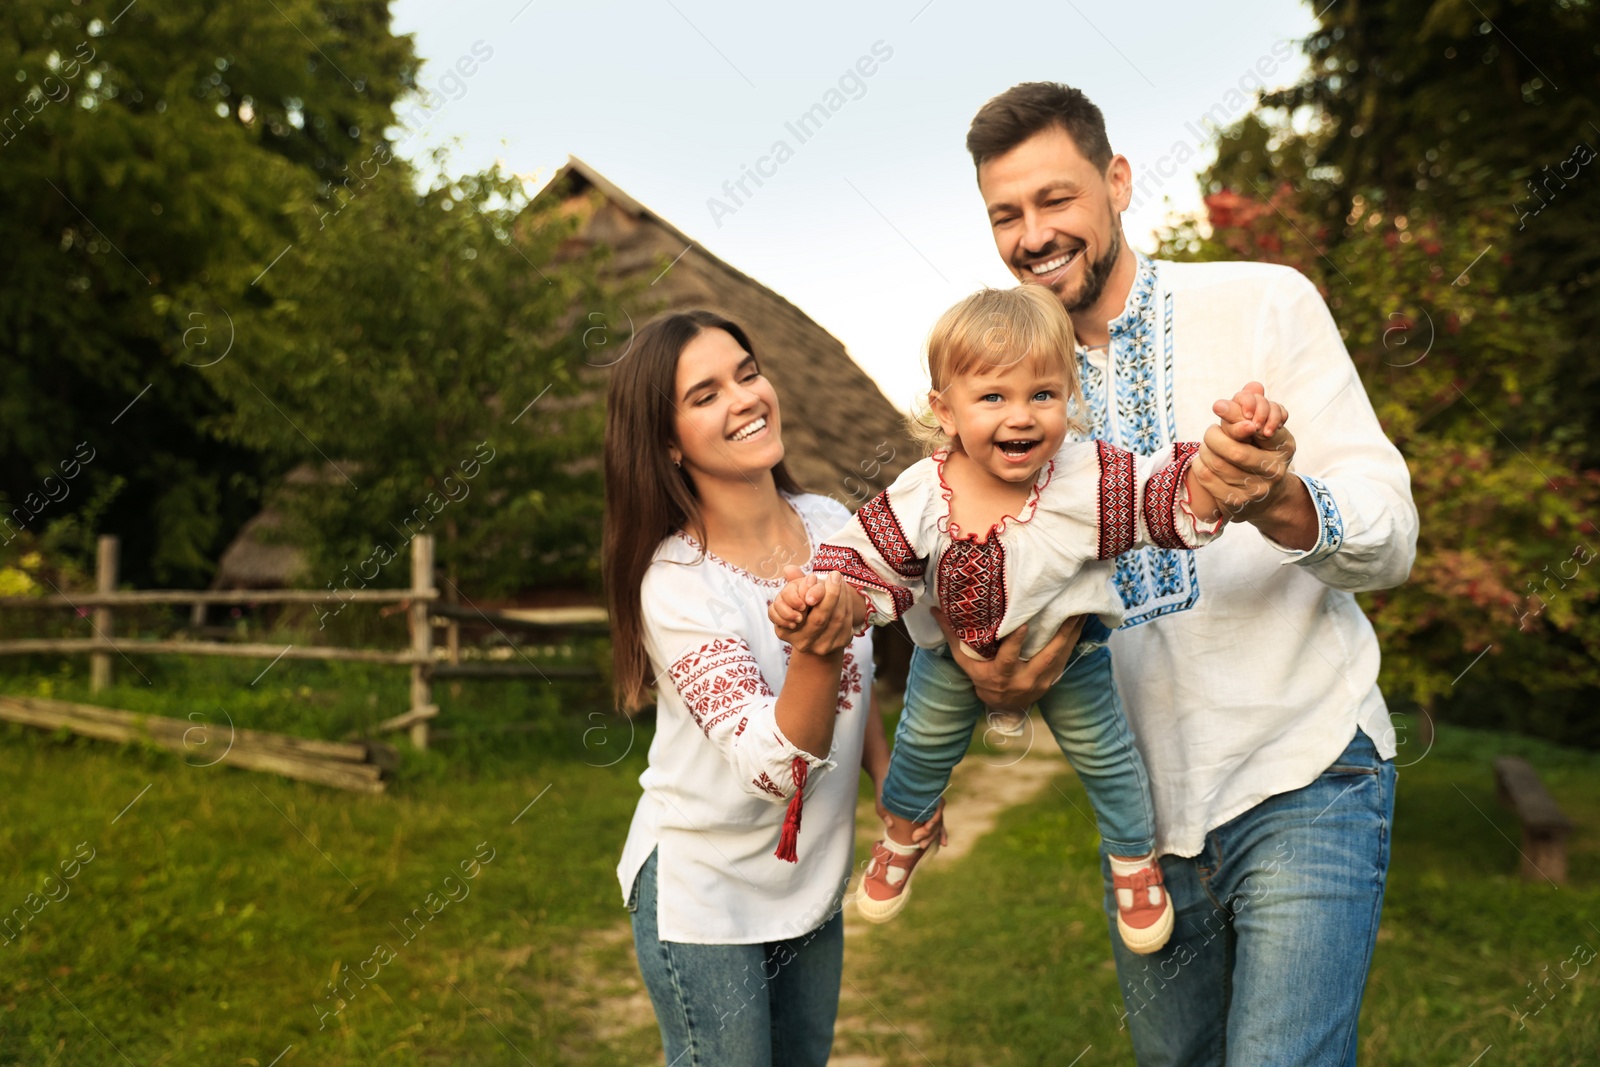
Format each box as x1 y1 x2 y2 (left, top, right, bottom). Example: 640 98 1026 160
2 1 619 598
197 160 611 598
0 0 418 587
1254 0 1600 462
1159 0 1600 746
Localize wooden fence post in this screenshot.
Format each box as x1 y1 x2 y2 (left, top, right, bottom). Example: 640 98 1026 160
89 535 118 693
409 535 435 750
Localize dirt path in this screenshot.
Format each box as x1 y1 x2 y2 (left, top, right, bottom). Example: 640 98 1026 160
564 715 1069 1065
830 715 1067 1066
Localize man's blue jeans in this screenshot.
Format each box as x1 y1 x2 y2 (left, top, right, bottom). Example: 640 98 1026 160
1104 727 1397 1066
627 847 844 1066
881 618 1157 857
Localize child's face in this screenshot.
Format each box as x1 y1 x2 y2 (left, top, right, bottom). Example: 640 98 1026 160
930 359 1069 484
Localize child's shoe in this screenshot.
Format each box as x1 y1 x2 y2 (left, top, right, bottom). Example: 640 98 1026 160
856 836 940 924
1110 852 1173 954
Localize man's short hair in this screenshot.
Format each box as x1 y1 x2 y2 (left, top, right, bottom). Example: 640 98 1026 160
965 82 1113 175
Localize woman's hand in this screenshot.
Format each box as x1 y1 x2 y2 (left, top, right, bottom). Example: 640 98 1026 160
781 566 855 657
931 608 1085 712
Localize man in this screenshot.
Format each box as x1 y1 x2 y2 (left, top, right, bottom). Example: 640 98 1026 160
953 82 1418 1065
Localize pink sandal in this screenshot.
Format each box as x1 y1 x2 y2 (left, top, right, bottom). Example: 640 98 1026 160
1112 861 1174 954
856 836 941 924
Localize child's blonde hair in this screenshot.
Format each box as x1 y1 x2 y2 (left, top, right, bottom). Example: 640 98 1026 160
909 285 1088 451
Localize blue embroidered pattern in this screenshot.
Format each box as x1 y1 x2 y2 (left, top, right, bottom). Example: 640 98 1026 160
1075 254 1201 628
1296 474 1345 564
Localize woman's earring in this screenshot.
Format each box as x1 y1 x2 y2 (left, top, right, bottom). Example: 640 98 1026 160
672 457 681 468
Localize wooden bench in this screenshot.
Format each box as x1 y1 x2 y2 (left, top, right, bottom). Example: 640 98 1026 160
1492 756 1574 884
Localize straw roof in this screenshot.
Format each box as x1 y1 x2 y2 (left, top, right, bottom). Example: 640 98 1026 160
211 157 917 590
546 155 918 496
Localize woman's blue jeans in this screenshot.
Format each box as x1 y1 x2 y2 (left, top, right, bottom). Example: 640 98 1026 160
627 847 844 1066
1105 727 1397 1066
880 618 1157 857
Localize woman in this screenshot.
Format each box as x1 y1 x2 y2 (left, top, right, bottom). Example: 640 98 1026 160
602 308 1078 1064
603 308 886 1065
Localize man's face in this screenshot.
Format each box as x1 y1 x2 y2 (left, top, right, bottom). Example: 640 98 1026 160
978 126 1131 315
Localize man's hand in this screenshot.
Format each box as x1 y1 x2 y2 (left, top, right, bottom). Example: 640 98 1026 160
1194 382 1317 548
875 788 948 847
1215 385 1289 444
930 608 1086 712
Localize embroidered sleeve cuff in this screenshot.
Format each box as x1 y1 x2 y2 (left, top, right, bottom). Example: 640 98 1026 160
1176 479 1227 547
1260 473 1345 566
850 586 873 638
741 708 839 804
858 586 906 628
811 544 914 625
768 717 838 776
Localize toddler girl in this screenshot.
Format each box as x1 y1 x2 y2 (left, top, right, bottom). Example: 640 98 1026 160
769 285 1286 955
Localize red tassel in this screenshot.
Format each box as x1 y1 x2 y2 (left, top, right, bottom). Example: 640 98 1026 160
774 756 808 863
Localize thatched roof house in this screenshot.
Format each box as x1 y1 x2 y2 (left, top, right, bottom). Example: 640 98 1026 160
211 156 917 593
545 155 916 498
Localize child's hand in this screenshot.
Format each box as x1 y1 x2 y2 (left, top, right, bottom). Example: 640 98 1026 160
769 564 837 633
768 572 815 631
1212 381 1288 445
1196 382 1296 522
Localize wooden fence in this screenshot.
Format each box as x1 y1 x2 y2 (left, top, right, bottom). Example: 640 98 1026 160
0 534 605 750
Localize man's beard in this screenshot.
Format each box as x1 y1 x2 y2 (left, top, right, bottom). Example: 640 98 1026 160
1062 222 1122 315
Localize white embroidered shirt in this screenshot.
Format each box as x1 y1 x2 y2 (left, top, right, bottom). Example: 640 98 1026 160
1078 253 1418 856
615 492 873 944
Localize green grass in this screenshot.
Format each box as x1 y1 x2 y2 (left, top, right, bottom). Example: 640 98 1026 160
0 653 658 1066
0 647 1596 1065
842 715 1600 1066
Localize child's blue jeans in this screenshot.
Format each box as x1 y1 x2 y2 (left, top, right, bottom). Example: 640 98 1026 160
879 617 1157 858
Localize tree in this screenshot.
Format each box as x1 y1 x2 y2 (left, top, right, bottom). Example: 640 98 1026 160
202 159 614 611
0 0 417 587
1166 0 1600 745
1209 0 1600 460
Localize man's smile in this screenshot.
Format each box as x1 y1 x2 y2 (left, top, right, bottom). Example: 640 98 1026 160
1023 246 1082 280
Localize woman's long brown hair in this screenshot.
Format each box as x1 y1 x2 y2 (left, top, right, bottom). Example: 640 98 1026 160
602 310 803 713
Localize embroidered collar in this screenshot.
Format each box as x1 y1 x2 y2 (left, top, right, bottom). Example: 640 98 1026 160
675 492 818 588
1105 251 1159 345
930 448 1055 543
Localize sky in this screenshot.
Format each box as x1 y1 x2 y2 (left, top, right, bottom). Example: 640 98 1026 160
387 0 1319 412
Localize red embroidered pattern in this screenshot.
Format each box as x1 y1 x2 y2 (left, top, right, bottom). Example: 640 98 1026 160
753 771 785 799
938 536 1007 658
856 491 924 579
836 646 863 715
1096 441 1137 560
668 636 774 735
1143 442 1201 550
812 544 914 619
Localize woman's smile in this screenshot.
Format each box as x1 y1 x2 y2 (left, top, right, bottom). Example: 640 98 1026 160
728 415 769 442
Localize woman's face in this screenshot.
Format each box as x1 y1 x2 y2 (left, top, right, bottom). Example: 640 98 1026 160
670 327 785 485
